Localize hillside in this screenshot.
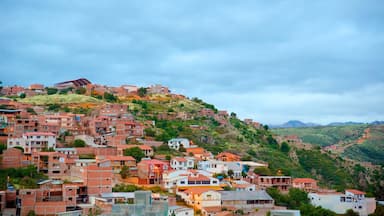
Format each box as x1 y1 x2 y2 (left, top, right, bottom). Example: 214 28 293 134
272 125 367 147
18 92 384 199
343 125 384 165
21 94 102 105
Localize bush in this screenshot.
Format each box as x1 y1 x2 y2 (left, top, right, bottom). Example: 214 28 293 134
73 139 86 147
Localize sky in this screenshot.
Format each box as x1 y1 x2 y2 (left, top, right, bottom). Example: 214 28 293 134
1 0 383 125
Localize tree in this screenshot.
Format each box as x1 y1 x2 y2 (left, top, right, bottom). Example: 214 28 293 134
46 87 58 95
120 165 130 179
138 87 147 97
27 210 36 216
75 87 86 94
280 142 290 153
344 209 359 216
144 128 156 137
263 125 269 131
103 92 117 102
26 107 37 115
254 167 272 176
227 169 234 178
73 139 86 147
230 112 237 118
124 147 145 162
370 204 384 216
179 144 186 152
19 93 26 98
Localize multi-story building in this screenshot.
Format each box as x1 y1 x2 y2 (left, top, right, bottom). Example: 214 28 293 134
170 157 195 170
258 176 292 192
309 189 376 215
7 132 56 154
103 155 136 173
292 178 318 192
168 138 190 150
177 188 221 211
137 159 169 184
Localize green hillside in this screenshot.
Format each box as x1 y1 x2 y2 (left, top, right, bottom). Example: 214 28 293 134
272 125 367 147
343 125 384 165
126 97 383 199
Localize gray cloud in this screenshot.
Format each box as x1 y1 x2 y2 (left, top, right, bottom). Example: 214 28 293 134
1 0 383 124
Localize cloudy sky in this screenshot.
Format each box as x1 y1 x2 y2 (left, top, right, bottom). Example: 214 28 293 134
1 0 383 124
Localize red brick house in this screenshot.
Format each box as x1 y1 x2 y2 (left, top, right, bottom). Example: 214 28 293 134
137 159 169 184
292 178 318 192
216 152 241 162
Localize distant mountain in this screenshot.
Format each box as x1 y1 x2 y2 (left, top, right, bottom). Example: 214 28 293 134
371 121 384 125
271 120 320 128
327 121 364 126
271 120 384 128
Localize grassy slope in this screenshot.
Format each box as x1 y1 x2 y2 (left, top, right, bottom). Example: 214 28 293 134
21 94 102 105
343 125 384 165
272 125 367 147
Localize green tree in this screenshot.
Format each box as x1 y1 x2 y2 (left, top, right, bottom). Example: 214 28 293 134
120 166 130 179
75 87 86 94
370 204 384 216
144 128 156 137
227 169 234 178
344 209 359 216
0 144 7 154
26 107 37 115
280 141 290 153
73 139 86 147
103 92 117 102
46 87 58 95
19 93 26 98
124 147 145 162
27 210 36 216
138 87 147 97
254 167 272 176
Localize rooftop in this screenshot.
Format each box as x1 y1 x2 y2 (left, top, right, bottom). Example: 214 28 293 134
219 190 273 201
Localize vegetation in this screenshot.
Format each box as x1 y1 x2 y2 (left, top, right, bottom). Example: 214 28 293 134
138 87 147 97
45 87 58 95
72 139 86 147
343 125 384 164
273 125 366 147
123 146 145 162
103 92 118 102
0 165 47 190
267 188 337 216
119 166 130 179
21 94 101 105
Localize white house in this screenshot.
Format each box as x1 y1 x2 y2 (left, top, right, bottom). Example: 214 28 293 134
232 180 256 191
162 170 219 192
198 159 228 174
308 189 376 216
170 157 195 170
168 206 194 216
7 132 56 154
168 138 190 150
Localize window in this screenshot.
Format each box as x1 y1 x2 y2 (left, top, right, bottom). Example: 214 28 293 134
68 197 73 201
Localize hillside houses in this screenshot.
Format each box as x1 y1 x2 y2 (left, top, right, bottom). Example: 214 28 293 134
0 80 378 215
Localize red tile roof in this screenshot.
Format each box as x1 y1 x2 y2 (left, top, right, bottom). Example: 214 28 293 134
188 174 210 181
293 178 317 184
346 189 366 195
105 156 135 161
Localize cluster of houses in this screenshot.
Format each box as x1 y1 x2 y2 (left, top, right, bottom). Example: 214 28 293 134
0 80 378 216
